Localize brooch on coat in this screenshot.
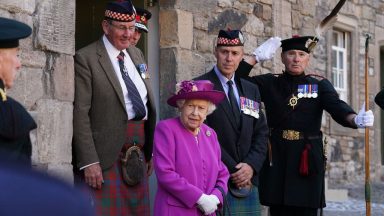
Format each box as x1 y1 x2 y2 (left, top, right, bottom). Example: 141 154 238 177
137 63 150 79
240 97 259 119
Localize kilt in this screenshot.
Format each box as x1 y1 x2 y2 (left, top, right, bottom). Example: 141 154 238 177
89 121 150 216
226 186 260 216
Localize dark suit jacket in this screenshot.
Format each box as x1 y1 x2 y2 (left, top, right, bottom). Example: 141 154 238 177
375 88 384 110
73 39 156 170
196 70 268 185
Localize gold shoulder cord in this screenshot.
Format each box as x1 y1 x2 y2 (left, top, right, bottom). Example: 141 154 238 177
0 88 7 101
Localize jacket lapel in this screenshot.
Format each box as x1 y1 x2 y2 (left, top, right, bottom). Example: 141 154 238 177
96 40 126 109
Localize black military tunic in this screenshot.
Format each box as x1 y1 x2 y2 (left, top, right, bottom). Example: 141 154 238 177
375 88 384 110
0 79 36 164
237 61 356 208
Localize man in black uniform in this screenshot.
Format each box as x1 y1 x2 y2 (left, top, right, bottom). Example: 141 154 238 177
0 17 36 164
236 35 374 216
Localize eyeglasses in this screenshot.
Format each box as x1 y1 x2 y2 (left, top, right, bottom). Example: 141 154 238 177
108 21 135 33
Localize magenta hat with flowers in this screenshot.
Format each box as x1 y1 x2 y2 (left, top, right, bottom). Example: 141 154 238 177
167 80 226 107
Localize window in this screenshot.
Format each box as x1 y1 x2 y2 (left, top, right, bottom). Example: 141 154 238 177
331 30 349 101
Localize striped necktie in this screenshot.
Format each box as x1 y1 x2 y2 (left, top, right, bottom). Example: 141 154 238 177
227 80 240 126
117 51 146 120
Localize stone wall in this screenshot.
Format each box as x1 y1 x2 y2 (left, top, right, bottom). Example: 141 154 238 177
158 0 384 185
0 0 75 183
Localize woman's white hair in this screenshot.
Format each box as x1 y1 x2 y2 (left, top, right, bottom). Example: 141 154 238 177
176 99 217 115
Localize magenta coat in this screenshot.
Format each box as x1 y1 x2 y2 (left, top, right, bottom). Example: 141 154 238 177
153 117 229 216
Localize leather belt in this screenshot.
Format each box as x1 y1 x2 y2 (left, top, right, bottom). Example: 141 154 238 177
279 129 322 141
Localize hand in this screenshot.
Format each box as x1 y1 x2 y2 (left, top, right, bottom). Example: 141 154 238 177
146 159 154 176
354 103 374 128
84 164 104 189
197 194 218 215
253 36 282 62
231 163 254 188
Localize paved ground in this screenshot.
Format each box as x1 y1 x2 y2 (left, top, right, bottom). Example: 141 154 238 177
323 182 384 216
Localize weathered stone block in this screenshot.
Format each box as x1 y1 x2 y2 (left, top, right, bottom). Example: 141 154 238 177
35 100 73 165
20 39 47 68
258 0 272 4
195 30 215 53
174 0 216 13
159 0 176 7
178 10 193 49
243 16 264 36
36 0 75 54
281 1 292 27
0 0 35 14
362 5 375 21
159 9 193 49
194 16 209 31
208 10 247 34
7 67 44 109
52 54 74 102
176 49 206 81
297 0 315 16
218 0 232 8
160 10 178 47
233 1 254 14
291 10 301 29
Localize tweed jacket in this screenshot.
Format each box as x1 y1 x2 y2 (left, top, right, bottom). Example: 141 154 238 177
73 38 156 170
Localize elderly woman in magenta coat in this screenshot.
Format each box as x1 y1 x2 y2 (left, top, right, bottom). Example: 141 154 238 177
153 80 230 216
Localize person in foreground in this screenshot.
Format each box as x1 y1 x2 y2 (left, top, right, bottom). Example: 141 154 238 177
0 17 37 164
73 1 156 215
153 80 230 216
237 35 374 216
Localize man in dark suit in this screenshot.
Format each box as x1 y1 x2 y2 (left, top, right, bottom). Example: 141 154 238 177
195 29 269 215
73 1 156 215
0 17 36 165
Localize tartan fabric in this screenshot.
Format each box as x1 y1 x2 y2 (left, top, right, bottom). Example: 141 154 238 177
92 162 149 216
91 121 149 216
226 186 261 216
122 120 145 151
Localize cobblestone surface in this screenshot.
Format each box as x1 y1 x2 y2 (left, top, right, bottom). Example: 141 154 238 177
324 182 384 216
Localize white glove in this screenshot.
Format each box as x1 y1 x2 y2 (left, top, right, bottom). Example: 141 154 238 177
253 36 282 62
208 194 220 205
197 194 219 215
354 103 374 128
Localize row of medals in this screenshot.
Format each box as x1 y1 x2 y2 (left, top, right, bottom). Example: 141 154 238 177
288 87 318 108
